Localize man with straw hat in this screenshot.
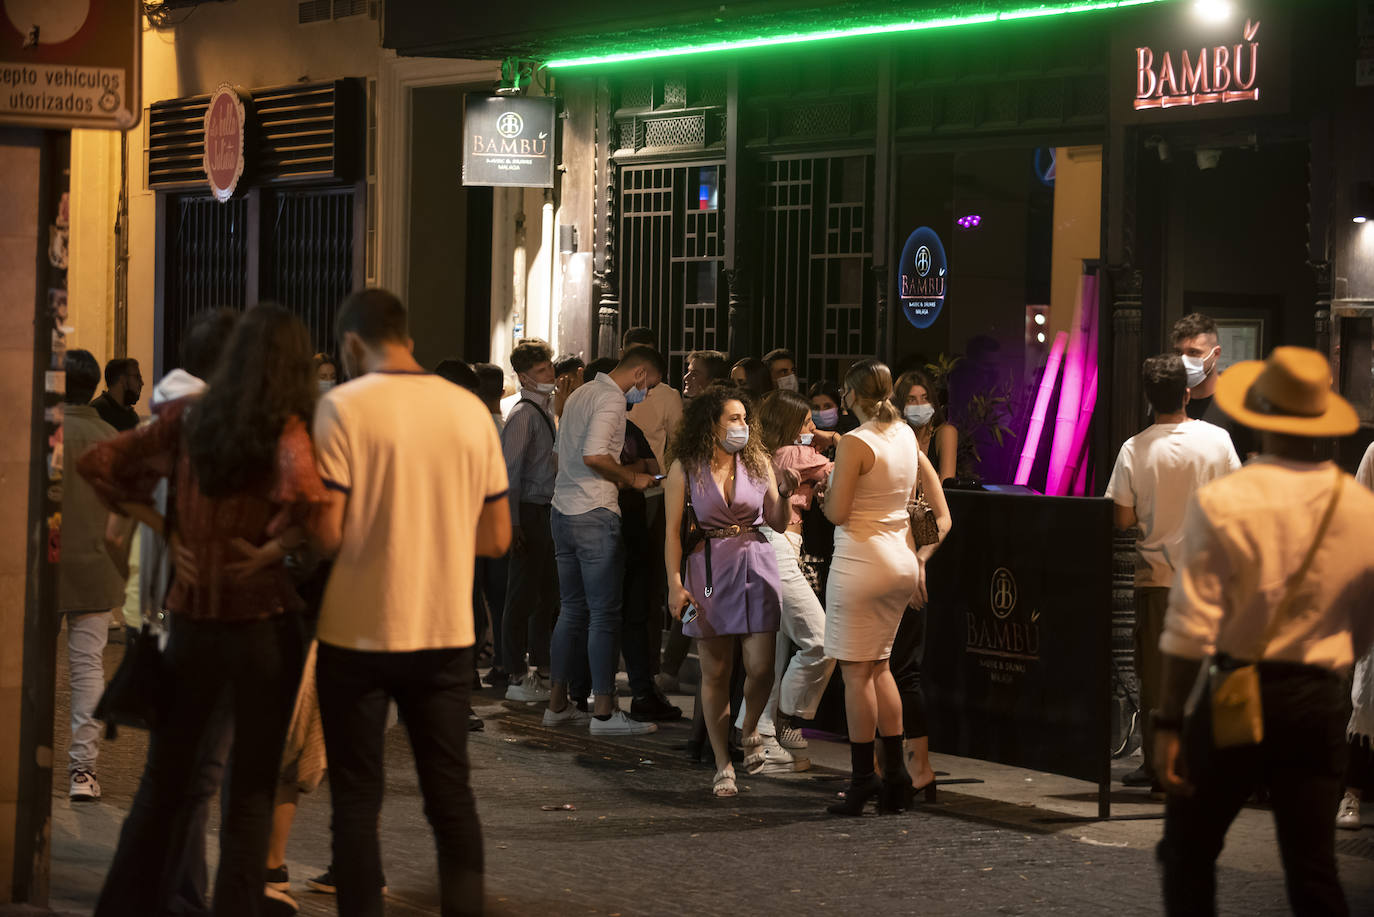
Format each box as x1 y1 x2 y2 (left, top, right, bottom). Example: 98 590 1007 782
1152 347 1374 916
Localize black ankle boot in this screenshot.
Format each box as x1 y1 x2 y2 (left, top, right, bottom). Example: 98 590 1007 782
828 741 880 816
878 734 915 813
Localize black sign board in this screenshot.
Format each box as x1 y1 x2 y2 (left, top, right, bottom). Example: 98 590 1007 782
462 94 556 188
924 490 1113 813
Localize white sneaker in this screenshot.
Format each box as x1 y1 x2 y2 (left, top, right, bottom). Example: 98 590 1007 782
749 739 810 775
506 671 552 703
589 709 658 736
542 704 592 727
1337 791 1362 830
777 723 809 750
69 769 100 801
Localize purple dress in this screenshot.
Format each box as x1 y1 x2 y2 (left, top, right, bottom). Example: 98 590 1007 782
683 456 782 639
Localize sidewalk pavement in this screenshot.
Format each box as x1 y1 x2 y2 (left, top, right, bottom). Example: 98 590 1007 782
24 642 1374 915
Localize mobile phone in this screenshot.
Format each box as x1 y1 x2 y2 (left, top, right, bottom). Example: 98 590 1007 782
681 603 699 624
653 474 666 481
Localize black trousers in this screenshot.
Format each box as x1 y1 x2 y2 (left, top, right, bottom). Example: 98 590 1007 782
889 604 928 739
317 643 483 917
619 489 665 697
1158 661 1349 917
502 502 557 675
95 613 304 917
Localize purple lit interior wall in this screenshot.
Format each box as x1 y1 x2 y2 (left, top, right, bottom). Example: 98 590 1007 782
1014 330 1067 487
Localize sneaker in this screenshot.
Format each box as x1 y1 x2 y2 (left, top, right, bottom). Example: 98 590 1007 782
305 866 386 896
506 671 552 703
749 737 810 775
630 689 682 721
263 886 299 915
1122 764 1154 788
589 709 659 736
482 667 510 689
777 722 809 750
468 712 485 732
542 704 592 727
69 769 100 801
265 865 290 892
1337 791 1362 830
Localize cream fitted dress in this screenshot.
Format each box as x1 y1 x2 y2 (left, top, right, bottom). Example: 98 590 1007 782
824 421 920 661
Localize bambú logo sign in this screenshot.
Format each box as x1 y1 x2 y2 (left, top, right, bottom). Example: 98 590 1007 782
1134 18 1261 110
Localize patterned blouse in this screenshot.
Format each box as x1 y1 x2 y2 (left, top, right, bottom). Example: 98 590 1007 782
77 398 328 622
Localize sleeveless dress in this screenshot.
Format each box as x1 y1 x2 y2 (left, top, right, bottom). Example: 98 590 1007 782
824 421 921 661
682 456 783 639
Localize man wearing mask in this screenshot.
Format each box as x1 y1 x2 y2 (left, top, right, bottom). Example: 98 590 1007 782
1172 313 1254 460
501 340 560 701
765 348 800 393
623 327 683 471
542 346 661 735
92 357 143 431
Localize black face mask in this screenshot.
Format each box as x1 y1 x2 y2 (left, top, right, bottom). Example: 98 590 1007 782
122 388 140 407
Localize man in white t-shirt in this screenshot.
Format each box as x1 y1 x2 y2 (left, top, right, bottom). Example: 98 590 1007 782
1104 352 1239 792
311 289 511 916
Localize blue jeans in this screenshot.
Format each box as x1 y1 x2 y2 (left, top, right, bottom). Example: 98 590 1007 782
550 507 624 697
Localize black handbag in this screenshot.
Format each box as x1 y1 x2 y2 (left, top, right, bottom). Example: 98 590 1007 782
95 623 164 738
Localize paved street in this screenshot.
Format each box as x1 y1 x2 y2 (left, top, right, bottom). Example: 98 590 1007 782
35 638 1374 916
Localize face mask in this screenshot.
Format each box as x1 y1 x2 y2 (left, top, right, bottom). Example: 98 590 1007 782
625 383 647 406
1181 355 1207 389
318 380 335 395
904 404 935 427
122 388 140 407
523 374 556 396
813 408 839 429
721 425 750 454
799 432 814 446
776 373 799 392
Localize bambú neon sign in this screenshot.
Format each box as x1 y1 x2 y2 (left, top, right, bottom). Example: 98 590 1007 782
1134 18 1261 110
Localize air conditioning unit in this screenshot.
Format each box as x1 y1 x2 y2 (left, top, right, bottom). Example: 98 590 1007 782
298 0 376 25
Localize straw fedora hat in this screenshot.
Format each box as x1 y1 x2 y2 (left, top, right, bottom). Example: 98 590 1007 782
1214 346 1358 437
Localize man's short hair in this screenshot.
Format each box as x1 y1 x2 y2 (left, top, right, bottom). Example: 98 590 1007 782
473 362 505 402
622 326 657 350
181 309 239 380
511 339 554 375
554 353 585 377
435 358 478 392
1171 312 1217 347
763 348 795 368
103 357 129 388
584 357 618 384
337 288 408 347
686 349 729 384
617 344 666 378
1142 353 1188 416
68 350 102 404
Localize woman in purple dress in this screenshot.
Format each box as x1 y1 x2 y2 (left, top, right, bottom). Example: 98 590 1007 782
664 386 792 797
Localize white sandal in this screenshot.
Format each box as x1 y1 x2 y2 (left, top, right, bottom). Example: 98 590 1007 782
712 766 738 797
741 734 766 772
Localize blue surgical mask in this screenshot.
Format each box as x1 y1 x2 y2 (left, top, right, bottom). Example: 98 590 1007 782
812 408 839 429
625 383 647 406
721 425 749 454
799 432 814 446
904 404 935 427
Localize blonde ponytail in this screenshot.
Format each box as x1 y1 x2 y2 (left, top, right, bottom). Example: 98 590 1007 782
844 358 900 427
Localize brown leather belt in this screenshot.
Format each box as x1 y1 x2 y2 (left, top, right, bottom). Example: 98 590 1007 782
702 524 760 539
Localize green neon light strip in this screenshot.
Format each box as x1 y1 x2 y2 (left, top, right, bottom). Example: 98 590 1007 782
545 0 1163 68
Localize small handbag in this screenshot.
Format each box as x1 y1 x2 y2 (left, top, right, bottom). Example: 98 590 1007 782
1205 468 1343 749
95 622 164 738
907 474 940 548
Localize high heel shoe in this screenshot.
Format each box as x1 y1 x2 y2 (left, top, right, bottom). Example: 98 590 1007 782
827 774 883 816
879 778 914 813
915 778 938 804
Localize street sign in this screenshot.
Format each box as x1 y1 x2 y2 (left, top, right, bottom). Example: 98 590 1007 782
462 94 556 188
0 0 141 130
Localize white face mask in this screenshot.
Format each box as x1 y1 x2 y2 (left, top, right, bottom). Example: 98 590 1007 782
1181 354 1208 389
318 379 335 395
721 425 749 454
522 374 556 396
798 432 814 446
776 373 799 392
904 404 935 427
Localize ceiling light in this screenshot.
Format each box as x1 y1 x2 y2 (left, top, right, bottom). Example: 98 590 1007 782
1034 313 1046 326
957 214 982 229
1356 216 1369 224
1192 0 1234 23
1036 332 1047 343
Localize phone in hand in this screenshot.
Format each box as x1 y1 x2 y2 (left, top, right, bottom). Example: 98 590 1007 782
653 474 666 481
681 603 699 625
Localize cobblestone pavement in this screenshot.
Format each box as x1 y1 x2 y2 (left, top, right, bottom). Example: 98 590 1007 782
33 639 1374 916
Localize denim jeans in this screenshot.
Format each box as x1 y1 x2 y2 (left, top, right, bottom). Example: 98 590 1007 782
317 643 482 917
550 507 624 697
95 612 304 917
64 611 110 773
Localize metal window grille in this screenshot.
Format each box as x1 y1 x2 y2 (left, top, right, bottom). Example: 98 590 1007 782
760 155 874 388
267 188 355 357
618 163 725 385
163 194 249 369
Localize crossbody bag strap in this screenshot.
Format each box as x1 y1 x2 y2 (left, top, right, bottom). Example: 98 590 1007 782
1255 467 1344 653
515 398 556 443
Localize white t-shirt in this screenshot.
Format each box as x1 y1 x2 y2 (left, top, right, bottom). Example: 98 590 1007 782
552 372 627 517
314 371 509 652
1104 420 1240 587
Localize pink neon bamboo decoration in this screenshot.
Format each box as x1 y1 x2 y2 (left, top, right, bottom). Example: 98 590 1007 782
1062 367 1098 495
1055 272 1100 495
1014 330 1068 487
1045 274 1093 495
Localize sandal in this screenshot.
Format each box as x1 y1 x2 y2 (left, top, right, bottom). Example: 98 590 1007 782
712 766 738 797
741 733 766 772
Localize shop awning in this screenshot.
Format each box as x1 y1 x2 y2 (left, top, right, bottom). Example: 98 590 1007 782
384 0 1164 68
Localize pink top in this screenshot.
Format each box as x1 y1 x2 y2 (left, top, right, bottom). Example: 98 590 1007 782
773 444 833 526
